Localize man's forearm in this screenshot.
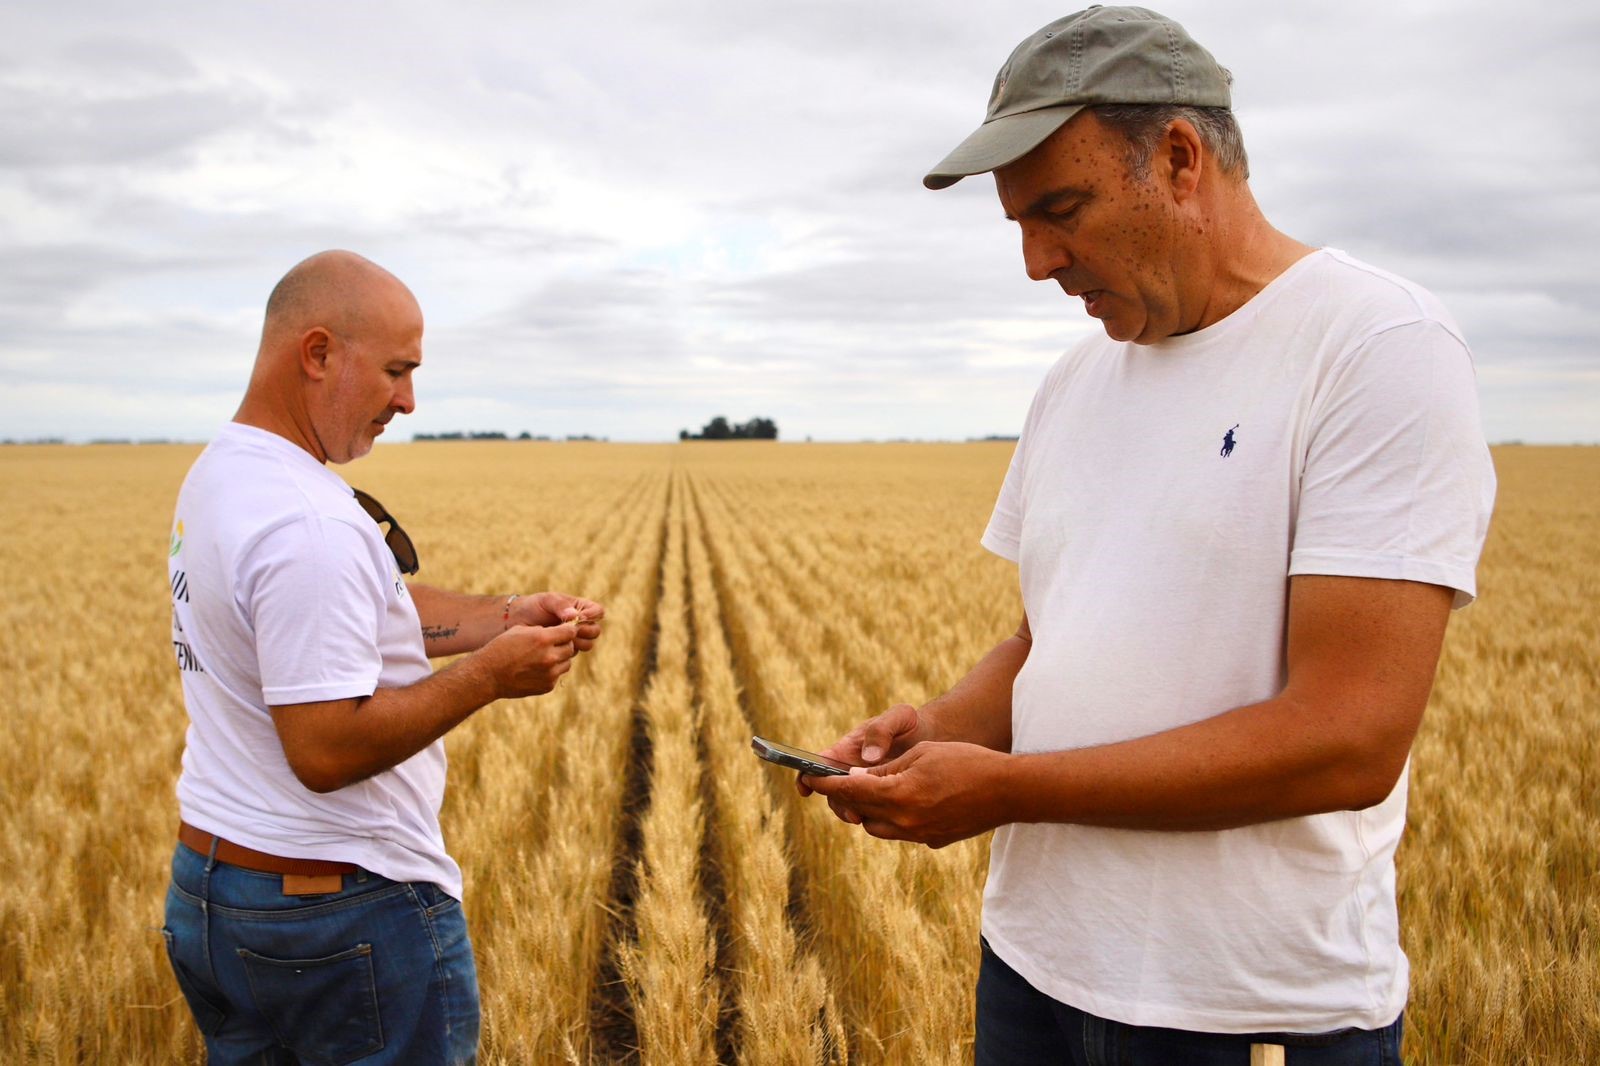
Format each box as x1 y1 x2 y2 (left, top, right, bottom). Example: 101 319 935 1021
920 632 1029 752
808 562 1450 847
410 584 506 656
272 618 579 794
1000 576 1449 831
1002 690 1415 831
273 652 503 793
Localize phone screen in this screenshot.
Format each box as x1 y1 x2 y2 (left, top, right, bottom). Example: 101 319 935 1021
751 736 853 775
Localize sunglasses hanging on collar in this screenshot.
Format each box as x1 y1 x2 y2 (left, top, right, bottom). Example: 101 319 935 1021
351 488 420 575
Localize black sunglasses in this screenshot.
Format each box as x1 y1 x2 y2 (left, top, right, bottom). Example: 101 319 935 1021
352 488 420 575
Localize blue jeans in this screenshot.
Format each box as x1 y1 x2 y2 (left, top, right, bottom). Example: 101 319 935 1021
163 841 479 1065
976 939 1404 1066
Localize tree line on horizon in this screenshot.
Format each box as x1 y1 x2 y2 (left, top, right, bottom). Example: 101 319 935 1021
679 416 778 441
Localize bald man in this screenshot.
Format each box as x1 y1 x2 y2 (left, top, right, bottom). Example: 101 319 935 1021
162 251 601 1064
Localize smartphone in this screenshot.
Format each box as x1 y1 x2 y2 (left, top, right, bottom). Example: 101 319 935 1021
750 735 852 776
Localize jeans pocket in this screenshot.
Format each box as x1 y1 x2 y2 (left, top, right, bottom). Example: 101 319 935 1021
161 927 228 1036
237 942 385 1066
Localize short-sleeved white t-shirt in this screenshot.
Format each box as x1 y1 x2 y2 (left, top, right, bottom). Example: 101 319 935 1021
980 249 1495 1033
168 423 461 898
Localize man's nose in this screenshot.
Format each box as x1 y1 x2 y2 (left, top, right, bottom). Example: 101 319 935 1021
1021 225 1070 282
393 377 416 415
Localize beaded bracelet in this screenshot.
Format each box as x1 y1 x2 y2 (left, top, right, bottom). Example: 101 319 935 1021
502 594 519 629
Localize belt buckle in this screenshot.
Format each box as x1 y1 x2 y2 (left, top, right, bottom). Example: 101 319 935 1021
282 873 344 896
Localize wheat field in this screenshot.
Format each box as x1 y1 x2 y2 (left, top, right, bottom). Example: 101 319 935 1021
0 441 1594 1065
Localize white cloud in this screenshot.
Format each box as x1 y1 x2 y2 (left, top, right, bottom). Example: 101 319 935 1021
0 0 1596 444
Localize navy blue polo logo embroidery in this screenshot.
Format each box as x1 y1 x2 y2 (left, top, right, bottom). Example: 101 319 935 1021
1220 424 1239 458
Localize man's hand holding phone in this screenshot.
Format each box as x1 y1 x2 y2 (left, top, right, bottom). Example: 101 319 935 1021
799 739 1012 850
756 704 1011 848
796 702 935 834
796 703 931 798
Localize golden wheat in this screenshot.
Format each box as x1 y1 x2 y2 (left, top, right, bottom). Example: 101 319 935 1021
618 474 719 1064
0 441 1593 1064
683 478 841 1065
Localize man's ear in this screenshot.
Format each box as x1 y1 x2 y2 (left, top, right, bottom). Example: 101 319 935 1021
299 327 333 381
1161 118 1204 203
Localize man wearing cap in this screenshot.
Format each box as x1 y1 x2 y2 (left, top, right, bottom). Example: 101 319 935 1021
802 7 1494 1061
162 250 604 1064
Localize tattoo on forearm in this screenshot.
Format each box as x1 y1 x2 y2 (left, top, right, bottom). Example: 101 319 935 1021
422 624 460 642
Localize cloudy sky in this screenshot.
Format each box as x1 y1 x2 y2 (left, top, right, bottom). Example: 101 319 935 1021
2 0 1596 443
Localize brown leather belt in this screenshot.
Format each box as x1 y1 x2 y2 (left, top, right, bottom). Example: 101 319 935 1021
179 821 358 877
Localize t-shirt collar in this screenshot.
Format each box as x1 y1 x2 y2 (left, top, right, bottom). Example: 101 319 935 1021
216 421 354 495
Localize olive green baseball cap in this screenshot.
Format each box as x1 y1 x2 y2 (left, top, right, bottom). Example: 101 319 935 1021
924 5 1232 190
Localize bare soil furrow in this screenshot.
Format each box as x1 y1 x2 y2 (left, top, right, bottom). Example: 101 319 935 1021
588 476 676 1063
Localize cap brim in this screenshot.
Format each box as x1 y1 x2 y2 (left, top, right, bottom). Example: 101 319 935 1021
923 104 1085 190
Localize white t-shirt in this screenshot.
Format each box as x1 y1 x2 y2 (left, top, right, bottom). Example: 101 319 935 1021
979 249 1495 1033
168 422 461 898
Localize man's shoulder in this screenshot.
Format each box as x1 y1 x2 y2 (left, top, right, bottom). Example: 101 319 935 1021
179 429 363 555
189 428 353 509
1303 249 1464 343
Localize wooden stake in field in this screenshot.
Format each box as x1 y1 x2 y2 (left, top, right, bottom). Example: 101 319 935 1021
1250 1043 1285 1066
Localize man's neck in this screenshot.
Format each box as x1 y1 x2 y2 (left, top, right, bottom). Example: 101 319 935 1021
1186 188 1315 333
233 389 328 464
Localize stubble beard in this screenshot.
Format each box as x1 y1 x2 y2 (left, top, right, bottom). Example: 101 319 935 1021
325 353 377 464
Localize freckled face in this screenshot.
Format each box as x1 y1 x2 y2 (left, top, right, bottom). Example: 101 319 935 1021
995 112 1186 344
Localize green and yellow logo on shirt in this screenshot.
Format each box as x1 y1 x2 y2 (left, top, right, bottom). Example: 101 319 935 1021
169 520 184 557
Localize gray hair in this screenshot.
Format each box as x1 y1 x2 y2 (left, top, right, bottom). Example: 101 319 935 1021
1089 104 1250 181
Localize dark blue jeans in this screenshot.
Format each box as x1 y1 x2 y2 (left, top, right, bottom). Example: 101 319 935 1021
976 939 1404 1066
163 841 479 1065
